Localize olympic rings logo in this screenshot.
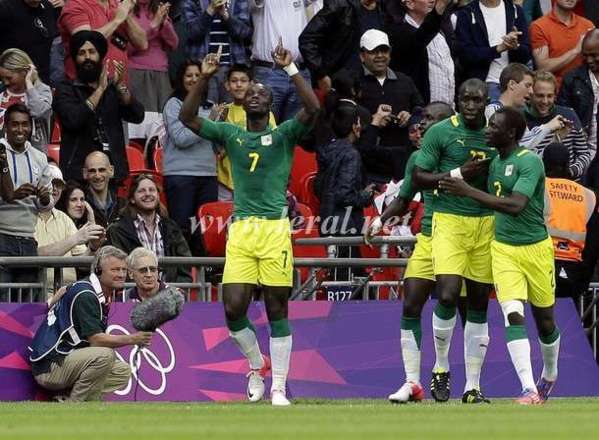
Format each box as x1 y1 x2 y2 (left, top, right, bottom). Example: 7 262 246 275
107 324 176 396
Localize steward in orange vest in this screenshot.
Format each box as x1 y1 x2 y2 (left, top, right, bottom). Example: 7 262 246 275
543 143 596 298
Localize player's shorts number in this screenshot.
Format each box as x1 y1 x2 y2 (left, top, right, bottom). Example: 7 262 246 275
469 150 487 161
248 152 260 172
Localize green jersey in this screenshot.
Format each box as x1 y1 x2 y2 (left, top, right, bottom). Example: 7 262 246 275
399 151 433 236
488 147 548 245
415 114 497 216
200 118 309 218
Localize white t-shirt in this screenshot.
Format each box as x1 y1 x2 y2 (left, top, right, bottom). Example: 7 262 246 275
479 0 508 84
250 0 321 62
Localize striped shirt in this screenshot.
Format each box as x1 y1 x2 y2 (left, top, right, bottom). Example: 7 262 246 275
208 17 231 65
524 105 592 180
404 14 454 106
134 213 165 258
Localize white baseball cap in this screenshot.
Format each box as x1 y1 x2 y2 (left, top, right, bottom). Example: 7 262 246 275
47 164 65 184
360 29 390 51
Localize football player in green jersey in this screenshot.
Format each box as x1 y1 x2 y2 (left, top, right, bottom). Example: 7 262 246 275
365 101 454 403
440 107 560 405
413 79 495 403
179 42 320 406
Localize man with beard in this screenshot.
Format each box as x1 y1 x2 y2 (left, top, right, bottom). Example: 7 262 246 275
53 30 144 183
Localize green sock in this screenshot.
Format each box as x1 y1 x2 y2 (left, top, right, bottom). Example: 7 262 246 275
226 316 256 333
505 324 527 342
434 302 456 320
270 318 291 338
466 309 487 324
401 317 422 349
539 326 560 345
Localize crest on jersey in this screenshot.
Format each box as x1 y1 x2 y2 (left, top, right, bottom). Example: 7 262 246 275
505 164 513 176
261 134 272 146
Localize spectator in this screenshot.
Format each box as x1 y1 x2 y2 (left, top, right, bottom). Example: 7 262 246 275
516 0 543 25
216 63 277 200
524 70 592 179
82 151 127 228
558 29 599 159
386 0 456 105
0 49 52 153
0 104 52 301
35 165 105 291
53 31 144 183
485 62 533 119
58 0 148 81
56 180 95 229
0 0 60 85
162 59 217 250
299 0 386 95
529 0 594 90
29 246 153 402
250 0 319 122
128 0 179 139
543 142 596 300
455 0 531 101
183 0 252 103
314 100 375 281
105 174 192 283
126 246 170 301
315 101 375 236
357 29 424 183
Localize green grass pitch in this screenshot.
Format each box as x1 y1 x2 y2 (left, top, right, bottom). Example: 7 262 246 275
1 398 598 440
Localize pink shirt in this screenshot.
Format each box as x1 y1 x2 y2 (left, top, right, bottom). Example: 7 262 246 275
58 0 129 80
127 7 178 72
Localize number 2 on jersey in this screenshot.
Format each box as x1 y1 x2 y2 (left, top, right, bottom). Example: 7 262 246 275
248 152 260 172
494 181 502 197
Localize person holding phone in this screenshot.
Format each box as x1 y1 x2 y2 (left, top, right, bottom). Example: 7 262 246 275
0 103 53 301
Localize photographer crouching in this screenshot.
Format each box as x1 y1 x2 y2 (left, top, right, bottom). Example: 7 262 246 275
29 246 153 402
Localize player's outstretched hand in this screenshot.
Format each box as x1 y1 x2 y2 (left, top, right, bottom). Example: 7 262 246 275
439 176 472 196
272 37 293 67
460 157 491 180
201 45 222 77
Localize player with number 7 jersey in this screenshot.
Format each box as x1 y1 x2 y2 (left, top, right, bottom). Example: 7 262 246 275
179 41 320 406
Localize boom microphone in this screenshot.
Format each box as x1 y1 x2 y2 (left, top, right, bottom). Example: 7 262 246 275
130 287 185 331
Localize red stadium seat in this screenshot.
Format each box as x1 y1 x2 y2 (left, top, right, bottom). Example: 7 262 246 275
298 171 320 216
47 144 60 165
197 201 233 257
126 145 147 171
50 119 61 143
289 146 317 196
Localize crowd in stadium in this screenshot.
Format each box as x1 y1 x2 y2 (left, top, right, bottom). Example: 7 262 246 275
1 0 599 405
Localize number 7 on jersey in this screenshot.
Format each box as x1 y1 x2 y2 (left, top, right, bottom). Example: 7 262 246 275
248 152 260 172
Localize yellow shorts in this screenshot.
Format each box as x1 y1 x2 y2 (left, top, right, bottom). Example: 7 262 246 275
431 212 494 284
223 217 293 287
491 236 555 308
404 233 467 296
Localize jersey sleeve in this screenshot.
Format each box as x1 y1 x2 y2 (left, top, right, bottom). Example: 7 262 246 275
198 119 231 144
277 118 311 146
513 155 543 199
415 124 442 171
72 292 104 339
399 151 418 199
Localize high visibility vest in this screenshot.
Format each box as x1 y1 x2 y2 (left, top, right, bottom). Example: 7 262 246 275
544 177 596 262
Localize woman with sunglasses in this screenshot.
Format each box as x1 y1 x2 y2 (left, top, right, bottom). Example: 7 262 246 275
0 48 52 152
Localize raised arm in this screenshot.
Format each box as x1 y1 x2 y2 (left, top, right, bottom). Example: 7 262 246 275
179 50 221 133
272 39 320 126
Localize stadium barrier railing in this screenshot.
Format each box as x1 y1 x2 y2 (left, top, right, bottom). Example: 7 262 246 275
0 234 597 360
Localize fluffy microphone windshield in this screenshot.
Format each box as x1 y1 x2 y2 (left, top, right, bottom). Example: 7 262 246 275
130 287 185 331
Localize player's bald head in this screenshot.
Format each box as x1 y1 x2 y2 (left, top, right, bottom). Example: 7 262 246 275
84 151 111 169
426 102 453 121
458 78 488 101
